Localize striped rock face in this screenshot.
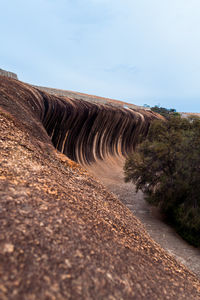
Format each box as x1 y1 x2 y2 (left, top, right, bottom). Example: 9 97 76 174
0 76 159 165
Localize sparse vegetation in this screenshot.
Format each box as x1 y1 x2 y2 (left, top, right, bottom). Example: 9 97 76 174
124 114 200 246
151 105 180 119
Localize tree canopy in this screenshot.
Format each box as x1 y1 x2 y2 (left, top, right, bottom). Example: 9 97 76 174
124 115 200 246
151 105 179 119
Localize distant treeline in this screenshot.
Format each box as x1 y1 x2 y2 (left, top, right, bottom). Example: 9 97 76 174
143 104 179 119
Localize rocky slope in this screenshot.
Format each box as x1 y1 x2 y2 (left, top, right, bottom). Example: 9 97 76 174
0 76 200 299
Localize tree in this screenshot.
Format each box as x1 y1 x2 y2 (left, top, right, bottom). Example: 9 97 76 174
124 115 200 246
151 105 179 119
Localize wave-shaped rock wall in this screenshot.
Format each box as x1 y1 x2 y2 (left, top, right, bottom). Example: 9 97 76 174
0 76 160 165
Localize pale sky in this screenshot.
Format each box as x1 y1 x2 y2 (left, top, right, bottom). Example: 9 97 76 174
1 0 200 112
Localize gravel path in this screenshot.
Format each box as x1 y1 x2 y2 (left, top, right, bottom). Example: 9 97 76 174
87 157 200 278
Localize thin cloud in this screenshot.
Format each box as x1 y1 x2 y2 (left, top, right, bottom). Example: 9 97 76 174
1 0 200 112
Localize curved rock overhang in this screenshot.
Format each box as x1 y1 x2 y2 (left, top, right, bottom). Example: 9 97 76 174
0 76 160 165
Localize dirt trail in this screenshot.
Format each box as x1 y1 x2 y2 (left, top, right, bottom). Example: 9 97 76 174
87 156 200 278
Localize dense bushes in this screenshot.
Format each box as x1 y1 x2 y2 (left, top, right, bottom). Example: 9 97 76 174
124 115 200 246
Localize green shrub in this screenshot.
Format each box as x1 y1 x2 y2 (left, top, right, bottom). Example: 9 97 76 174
124 115 200 246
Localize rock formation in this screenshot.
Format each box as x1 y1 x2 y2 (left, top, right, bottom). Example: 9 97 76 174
0 75 200 299
0 68 18 80
0 75 158 164
32 84 147 110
